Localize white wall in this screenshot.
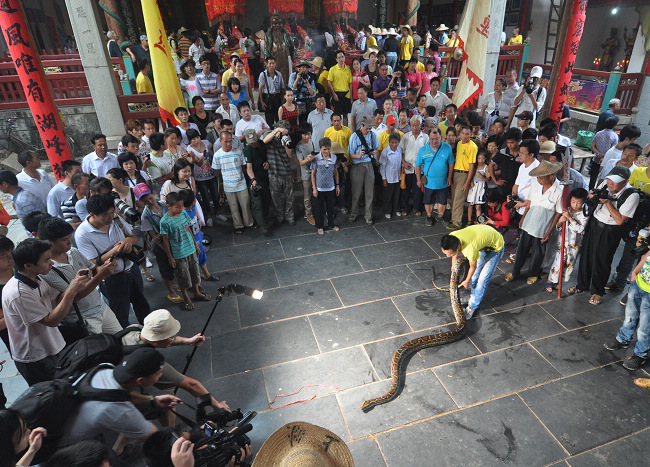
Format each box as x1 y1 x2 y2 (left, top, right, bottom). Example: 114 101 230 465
526 0 551 65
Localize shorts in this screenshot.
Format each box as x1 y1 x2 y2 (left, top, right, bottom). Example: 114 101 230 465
423 187 448 205
333 92 351 114
175 253 201 290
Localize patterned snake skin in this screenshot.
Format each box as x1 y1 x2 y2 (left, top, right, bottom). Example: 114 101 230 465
360 257 467 412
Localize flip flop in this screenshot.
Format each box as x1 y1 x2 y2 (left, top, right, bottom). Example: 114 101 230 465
527 276 538 285
505 253 516 264
634 378 650 388
194 292 212 301
568 286 583 295
505 273 516 282
545 282 556 293
183 301 195 310
167 294 183 304
589 294 603 306
204 275 220 282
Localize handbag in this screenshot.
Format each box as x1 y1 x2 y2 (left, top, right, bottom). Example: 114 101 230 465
420 144 442 186
51 266 89 345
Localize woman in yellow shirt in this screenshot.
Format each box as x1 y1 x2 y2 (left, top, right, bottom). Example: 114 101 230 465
508 28 523 45
398 25 414 66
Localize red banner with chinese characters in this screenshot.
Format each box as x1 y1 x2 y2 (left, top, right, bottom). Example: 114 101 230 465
268 0 304 15
205 0 246 22
0 0 71 180
549 0 588 127
323 0 358 16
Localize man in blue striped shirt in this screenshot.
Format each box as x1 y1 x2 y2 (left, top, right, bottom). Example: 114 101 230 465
196 57 221 111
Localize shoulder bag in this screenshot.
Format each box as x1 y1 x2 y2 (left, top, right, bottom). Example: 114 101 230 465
420 144 442 185
51 266 89 345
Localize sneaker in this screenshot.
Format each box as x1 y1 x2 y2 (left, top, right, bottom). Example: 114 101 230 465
206 218 214 227
396 212 402 217
604 339 629 351
426 216 433 226
349 215 358 222
385 214 391 219
340 207 348 214
215 214 228 222
366 218 373 225
620 294 628 306
306 216 315 225
465 306 476 319
623 355 646 371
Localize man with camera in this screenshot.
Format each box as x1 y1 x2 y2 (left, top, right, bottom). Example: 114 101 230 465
262 120 296 226
508 66 546 129
348 116 380 225
75 194 151 326
289 60 317 122
571 166 640 306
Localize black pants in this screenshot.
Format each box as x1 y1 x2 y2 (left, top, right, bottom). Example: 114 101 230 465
512 230 546 278
314 189 336 229
589 161 600 190
383 182 400 216
196 178 220 215
578 221 622 295
15 354 58 386
263 93 282 125
100 267 151 327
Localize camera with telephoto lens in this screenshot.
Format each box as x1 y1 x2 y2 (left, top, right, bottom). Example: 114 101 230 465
505 194 522 210
281 134 291 146
300 71 309 80
111 191 140 223
525 76 538 94
583 187 613 216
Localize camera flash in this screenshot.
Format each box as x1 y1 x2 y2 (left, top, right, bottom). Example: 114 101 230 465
251 290 263 300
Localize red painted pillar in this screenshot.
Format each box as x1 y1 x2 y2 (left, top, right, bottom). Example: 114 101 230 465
0 0 72 180
548 0 588 127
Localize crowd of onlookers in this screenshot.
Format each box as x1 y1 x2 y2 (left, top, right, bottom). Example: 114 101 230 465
2 19 650 466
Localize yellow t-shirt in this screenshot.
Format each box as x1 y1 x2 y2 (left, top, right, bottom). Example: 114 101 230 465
378 129 404 153
324 126 353 153
366 35 378 50
451 225 505 262
455 140 478 171
221 68 234 87
399 35 414 61
317 70 329 90
136 72 154 94
415 61 425 73
508 35 523 45
629 167 650 195
438 120 450 138
328 64 352 95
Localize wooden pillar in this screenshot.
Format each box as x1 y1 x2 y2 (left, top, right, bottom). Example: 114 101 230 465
100 0 126 40
406 0 418 26
541 0 573 121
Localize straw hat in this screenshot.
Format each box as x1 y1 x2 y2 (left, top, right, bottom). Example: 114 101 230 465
363 46 379 60
330 141 346 155
539 141 557 154
436 24 449 32
369 26 377 35
178 26 189 34
529 160 563 177
401 25 412 34
381 28 389 35
387 28 398 36
252 422 354 467
310 56 323 70
255 30 266 40
453 47 464 61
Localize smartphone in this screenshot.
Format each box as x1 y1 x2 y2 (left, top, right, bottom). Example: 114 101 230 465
80 270 90 276
108 253 116 262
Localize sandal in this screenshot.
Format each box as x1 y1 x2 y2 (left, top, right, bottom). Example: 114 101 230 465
204 274 220 282
415 211 422 216
143 270 155 282
318 228 324 235
634 378 650 388
167 293 183 304
183 301 195 311
527 276 539 285
505 273 516 282
589 294 603 306
567 286 583 295
505 253 516 264
545 282 557 293
194 292 212 301
235 228 243 234
332 226 340 231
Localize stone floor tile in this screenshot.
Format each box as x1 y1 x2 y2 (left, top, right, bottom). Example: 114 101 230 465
209 239 285 271
272 249 364 286
280 225 383 259
352 238 436 270
373 218 442 242
202 369 269 412
540 294 624 330
347 437 387 466
566 427 650 466
211 263 280 291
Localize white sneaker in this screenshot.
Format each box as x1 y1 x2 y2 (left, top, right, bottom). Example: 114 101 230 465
215 214 228 222
465 307 476 320
384 214 391 219
206 218 213 227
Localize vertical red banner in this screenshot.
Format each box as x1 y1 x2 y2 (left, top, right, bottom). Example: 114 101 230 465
0 0 72 180
549 0 588 128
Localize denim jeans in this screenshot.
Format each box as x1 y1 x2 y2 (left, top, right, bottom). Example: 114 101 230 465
617 280 650 358
385 52 398 69
468 247 505 310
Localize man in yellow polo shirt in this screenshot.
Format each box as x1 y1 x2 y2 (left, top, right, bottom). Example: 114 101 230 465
378 114 404 153
398 25 414 65
630 166 650 195
365 27 378 50
324 113 352 153
438 103 457 138
328 50 352 125
449 125 478 229
441 225 505 318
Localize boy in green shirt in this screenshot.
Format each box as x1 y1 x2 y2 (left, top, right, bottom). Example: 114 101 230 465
160 192 211 310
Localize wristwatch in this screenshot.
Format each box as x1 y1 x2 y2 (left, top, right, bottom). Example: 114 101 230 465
149 396 157 408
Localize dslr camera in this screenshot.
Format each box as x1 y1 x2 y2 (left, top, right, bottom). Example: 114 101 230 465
583 187 612 215
300 71 310 80
525 76 538 94
505 194 522 210
111 191 140 224
281 134 292 146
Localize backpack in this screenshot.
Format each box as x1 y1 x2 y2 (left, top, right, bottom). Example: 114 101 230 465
616 187 650 237
53 325 145 380
10 364 130 462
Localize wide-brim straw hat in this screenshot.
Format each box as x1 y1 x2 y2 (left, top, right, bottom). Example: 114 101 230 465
310 56 323 69
252 422 354 467
178 26 189 34
529 160 563 177
436 24 449 32
330 142 346 155
255 30 266 40
363 46 380 60
400 25 412 34
387 28 398 36
381 28 389 35
539 141 557 154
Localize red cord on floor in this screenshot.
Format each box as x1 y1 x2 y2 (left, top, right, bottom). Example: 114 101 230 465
269 384 341 410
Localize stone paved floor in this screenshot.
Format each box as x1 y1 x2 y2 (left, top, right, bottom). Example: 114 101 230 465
2 205 649 465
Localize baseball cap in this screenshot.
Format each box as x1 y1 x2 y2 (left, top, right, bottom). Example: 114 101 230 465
516 111 534 121
140 309 181 342
606 165 631 183
242 128 257 145
530 66 543 78
133 182 152 200
360 115 373 127
386 114 397 125
140 35 148 41
113 347 165 383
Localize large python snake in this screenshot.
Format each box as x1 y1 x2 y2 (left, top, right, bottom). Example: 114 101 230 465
360 256 467 412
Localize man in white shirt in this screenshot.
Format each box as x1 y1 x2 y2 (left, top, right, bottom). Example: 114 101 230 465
502 68 520 112
350 86 377 130
307 94 334 150
511 138 540 215
215 92 239 124
425 77 452 117
598 144 641 184
46 160 82 219
598 124 642 173
2 238 90 384
82 133 119 177
16 150 54 206
509 66 546 128
399 115 429 214
371 109 387 139
234 101 269 142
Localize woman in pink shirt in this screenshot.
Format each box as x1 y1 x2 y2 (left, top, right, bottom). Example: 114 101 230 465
404 58 422 95
350 58 371 101
419 60 437 96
